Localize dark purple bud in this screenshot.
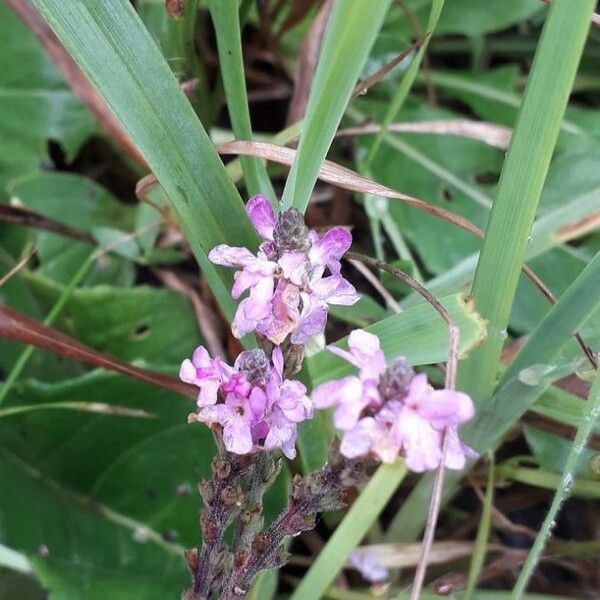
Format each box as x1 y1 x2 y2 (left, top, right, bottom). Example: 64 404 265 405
379 357 414 402
235 348 270 385
273 208 310 253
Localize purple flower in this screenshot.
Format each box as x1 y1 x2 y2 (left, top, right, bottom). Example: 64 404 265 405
208 195 359 345
181 345 312 459
312 330 476 472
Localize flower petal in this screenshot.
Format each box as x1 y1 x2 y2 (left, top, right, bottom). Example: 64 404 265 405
309 227 352 270
311 376 362 409
416 389 475 429
278 251 309 286
246 195 276 240
340 417 377 459
209 245 257 267
392 407 442 472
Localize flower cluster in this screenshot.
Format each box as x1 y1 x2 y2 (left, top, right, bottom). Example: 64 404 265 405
209 195 359 344
181 345 312 458
312 330 476 472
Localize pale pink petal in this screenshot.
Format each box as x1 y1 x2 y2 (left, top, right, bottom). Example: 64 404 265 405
443 427 478 470
246 195 276 240
278 380 311 422
340 417 376 458
320 277 360 306
197 381 220 407
311 376 362 409
392 407 442 472
191 346 211 368
417 389 475 429
232 298 261 338
209 245 257 267
309 227 352 270
179 359 197 384
278 251 309 286
292 300 327 344
271 346 284 379
223 413 254 454
333 391 371 430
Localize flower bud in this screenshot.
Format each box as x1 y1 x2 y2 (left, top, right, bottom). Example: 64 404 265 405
273 208 310 253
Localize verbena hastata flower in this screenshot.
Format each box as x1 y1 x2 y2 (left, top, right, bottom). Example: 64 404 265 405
312 330 476 472
180 346 312 458
209 195 359 344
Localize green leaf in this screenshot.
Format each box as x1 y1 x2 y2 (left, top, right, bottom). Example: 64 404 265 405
436 0 543 36
29 0 258 320
523 426 596 476
458 0 595 405
22 275 202 366
281 0 392 212
9 165 135 287
0 2 95 192
0 370 289 598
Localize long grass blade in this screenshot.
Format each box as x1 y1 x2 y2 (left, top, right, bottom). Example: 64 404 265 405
29 0 259 320
280 0 391 212
208 0 275 201
457 0 595 404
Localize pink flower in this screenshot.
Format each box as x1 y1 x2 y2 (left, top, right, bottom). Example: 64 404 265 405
181 345 312 459
208 195 359 345
312 330 476 472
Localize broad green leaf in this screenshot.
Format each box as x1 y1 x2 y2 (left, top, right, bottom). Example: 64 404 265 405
458 0 595 405
523 426 596 476
436 0 543 36
22 275 201 366
281 0 392 212
30 0 258 320
9 173 135 286
0 2 94 192
0 370 288 598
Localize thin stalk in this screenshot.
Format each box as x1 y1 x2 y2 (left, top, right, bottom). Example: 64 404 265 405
465 454 495 598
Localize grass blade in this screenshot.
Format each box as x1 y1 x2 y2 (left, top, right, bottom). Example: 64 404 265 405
30 0 258 320
289 463 408 600
209 0 275 201
457 0 595 404
511 367 600 596
281 0 392 212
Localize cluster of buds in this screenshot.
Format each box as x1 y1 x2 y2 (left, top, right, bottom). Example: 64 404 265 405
181 196 476 598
